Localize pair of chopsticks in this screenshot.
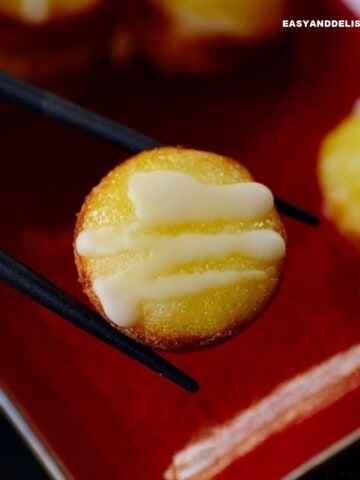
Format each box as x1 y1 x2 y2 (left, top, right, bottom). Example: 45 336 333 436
0 71 319 393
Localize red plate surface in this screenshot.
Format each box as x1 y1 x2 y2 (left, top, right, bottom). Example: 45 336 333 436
1 6 360 480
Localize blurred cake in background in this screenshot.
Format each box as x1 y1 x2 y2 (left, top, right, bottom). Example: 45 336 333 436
0 0 102 21
0 0 292 89
0 0 113 93
318 101 360 253
110 0 290 76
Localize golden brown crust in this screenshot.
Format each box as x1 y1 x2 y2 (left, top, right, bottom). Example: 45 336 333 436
121 263 285 352
73 257 285 352
74 146 286 351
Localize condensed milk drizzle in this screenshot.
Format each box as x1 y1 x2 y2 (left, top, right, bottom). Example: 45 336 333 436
76 170 285 327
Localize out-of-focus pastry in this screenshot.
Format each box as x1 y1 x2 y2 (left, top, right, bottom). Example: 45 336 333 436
74 147 286 351
318 101 360 252
0 0 112 92
110 0 289 75
0 0 101 21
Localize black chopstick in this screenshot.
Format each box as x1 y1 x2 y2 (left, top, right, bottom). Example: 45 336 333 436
0 249 199 393
0 70 161 153
274 198 319 226
0 70 319 226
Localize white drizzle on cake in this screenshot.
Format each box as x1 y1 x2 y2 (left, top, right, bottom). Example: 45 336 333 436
75 170 285 327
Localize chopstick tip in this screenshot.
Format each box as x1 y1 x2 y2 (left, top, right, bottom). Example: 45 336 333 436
185 378 200 393
274 197 320 227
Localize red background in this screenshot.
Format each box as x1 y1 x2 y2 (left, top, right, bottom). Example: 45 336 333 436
1 2 360 478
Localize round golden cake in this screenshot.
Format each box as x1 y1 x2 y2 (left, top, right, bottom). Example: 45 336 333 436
318 104 360 252
74 147 286 351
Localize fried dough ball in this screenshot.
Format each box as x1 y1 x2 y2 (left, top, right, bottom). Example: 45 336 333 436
74 147 286 351
318 102 360 252
110 0 289 75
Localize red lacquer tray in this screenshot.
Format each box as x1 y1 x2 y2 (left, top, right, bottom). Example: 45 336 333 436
1 14 360 480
